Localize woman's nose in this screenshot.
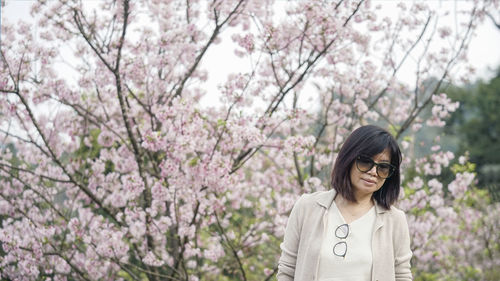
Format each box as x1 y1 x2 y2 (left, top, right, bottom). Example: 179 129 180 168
367 165 378 176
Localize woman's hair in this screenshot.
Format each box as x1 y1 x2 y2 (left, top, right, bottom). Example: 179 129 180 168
330 125 402 209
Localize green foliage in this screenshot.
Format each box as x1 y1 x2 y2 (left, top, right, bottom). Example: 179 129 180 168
484 267 500 281
450 161 476 174
414 271 440 281
444 70 500 200
387 124 401 137
75 128 102 160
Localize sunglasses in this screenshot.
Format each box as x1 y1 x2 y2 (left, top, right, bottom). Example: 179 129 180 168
333 224 349 258
355 155 396 179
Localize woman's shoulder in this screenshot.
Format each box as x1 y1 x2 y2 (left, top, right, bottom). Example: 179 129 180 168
388 205 405 214
300 189 335 202
384 205 410 225
294 189 336 209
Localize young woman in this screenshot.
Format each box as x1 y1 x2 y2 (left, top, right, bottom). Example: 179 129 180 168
277 125 412 281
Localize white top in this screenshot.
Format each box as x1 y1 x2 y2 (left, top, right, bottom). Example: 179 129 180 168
317 201 376 281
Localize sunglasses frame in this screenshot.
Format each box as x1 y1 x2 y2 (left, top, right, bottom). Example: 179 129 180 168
355 155 396 179
333 223 349 258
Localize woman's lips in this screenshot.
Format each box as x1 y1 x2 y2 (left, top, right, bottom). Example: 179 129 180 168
362 178 376 185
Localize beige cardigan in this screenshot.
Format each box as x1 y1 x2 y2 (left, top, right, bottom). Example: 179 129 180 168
277 190 413 281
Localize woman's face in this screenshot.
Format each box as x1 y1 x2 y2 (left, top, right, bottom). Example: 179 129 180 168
349 149 391 199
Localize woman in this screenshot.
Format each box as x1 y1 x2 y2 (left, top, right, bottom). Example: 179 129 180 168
277 125 412 281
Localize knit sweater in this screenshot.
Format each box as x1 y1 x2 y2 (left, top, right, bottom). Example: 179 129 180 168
317 201 376 280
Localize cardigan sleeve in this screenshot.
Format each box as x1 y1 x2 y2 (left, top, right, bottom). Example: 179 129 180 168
277 195 305 281
394 210 413 281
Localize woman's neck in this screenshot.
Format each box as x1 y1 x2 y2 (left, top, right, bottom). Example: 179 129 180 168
336 194 373 208
335 193 374 224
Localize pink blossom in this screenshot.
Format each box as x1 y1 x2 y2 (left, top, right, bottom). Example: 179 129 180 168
97 130 115 147
203 240 225 262
458 155 467 165
143 251 165 267
428 179 443 194
123 174 145 200
448 172 474 198
438 26 452 38
408 176 424 190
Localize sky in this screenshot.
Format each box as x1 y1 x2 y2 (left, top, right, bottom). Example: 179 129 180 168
2 0 500 94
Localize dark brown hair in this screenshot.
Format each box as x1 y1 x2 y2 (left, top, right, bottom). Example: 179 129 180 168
330 125 402 209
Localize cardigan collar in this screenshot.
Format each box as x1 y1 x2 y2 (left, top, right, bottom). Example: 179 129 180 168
315 189 388 214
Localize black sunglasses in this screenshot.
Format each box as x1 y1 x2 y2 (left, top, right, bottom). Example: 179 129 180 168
355 155 396 179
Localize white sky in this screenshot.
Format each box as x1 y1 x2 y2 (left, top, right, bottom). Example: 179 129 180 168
2 0 500 96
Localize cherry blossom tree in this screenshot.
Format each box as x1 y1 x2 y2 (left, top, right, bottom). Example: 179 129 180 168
0 0 499 280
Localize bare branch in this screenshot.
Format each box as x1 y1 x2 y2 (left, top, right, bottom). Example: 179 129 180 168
214 211 247 281
368 13 433 110
395 9 477 139
167 0 247 102
487 12 500 29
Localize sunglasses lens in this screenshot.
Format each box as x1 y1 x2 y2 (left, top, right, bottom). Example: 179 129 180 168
333 241 347 257
356 156 373 172
377 164 393 178
335 224 349 239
